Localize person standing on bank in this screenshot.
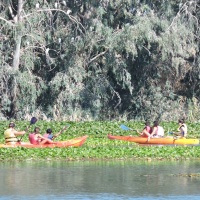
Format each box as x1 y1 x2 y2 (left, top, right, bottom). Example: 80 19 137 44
4 122 26 144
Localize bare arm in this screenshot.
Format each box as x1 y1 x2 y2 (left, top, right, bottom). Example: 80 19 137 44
52 132 61 139
52 126 68 139
38 134 52 142
13 130 26 136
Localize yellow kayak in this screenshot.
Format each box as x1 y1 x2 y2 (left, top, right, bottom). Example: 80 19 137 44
108 134 199 145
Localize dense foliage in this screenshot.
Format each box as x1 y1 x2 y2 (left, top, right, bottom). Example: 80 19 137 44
0 0 200 121
0 120 200 161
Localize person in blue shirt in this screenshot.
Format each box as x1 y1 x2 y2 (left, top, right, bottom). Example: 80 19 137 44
43 126 68 140
43 128 55 140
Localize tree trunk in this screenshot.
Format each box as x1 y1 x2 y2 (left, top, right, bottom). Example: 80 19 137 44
12 0 23 70
10 0 23 117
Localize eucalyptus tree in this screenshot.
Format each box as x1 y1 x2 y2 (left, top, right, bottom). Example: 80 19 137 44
0 0 199 121
132 0 200 121
72 0 200 121
94 0 200 121
0 0 85 119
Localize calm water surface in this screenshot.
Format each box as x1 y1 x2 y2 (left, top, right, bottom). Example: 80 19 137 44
0 160 200 200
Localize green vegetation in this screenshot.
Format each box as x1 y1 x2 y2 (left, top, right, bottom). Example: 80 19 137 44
1 120 200 161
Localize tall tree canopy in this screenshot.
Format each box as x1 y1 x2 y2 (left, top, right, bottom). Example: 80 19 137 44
0 0 199 121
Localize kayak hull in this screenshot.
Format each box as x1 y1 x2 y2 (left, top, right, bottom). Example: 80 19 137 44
108 134 199 145
0 135 88 148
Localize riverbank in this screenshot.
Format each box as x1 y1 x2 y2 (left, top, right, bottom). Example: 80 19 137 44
0 120 200 161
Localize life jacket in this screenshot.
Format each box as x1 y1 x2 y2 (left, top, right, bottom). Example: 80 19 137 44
29 133 39 145
179 123 187 137
4 128 18 143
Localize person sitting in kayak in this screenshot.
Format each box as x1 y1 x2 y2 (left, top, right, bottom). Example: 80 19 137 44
43 128 60 140
29 127 53 145
137 121 152 139
43 126 69 140
4 122 26 144
149 121 164 139
174 119 187 138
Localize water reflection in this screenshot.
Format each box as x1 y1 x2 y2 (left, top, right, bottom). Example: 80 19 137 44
0 160 200 199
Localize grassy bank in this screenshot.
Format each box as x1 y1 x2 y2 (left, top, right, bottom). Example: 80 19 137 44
0 120 200 161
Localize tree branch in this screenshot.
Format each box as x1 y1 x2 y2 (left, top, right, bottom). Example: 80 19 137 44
23 8 86 34
0 17 15 26
88 49 108 64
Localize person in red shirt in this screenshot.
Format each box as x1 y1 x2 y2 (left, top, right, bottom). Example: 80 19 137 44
137 121 152 138
29 127 53 145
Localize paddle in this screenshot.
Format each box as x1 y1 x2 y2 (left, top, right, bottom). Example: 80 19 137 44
18 117 37 142
52 124 71 140
168 131 181 136
168 131 185 140
120 124 137 131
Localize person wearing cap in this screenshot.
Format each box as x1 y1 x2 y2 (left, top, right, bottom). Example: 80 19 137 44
4 122 26 144
29 127 54 145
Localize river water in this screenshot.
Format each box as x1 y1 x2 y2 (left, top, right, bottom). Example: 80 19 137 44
0 160 200 200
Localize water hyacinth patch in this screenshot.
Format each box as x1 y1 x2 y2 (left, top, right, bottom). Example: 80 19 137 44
0 120 200 161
